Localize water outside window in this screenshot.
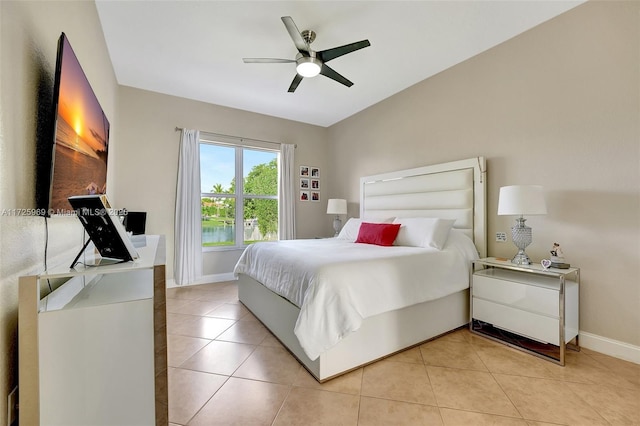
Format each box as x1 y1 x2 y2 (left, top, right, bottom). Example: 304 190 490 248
200 143 278 248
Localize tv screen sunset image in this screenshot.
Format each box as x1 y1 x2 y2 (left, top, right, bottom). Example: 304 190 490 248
50 35 109 212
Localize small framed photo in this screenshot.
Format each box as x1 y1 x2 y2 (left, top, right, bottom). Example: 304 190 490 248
311 191 320 202
310 167 320 178
311 179 320 189
300 166 309 177
300 191 310 201
300 178 310 189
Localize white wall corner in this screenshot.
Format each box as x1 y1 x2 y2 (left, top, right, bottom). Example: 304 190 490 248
580 331 640 365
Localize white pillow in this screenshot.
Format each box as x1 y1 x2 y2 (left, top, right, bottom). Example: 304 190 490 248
336 217 394 242
446 229 480 260
392 217 456 250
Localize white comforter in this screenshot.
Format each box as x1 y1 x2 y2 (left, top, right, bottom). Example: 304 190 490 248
234 230 478 360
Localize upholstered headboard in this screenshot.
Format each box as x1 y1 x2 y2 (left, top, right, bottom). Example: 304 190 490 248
360 157 487 258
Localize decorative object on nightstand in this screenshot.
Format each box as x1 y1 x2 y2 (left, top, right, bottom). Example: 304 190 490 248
497 185 547 265
550 242 570 268
327 198 347 237
541 259 552 270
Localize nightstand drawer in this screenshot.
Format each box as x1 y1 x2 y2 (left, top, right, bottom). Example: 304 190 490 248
473 272 558 317
473 298 559 345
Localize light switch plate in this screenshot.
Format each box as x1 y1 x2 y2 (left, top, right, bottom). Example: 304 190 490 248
496 232 507 242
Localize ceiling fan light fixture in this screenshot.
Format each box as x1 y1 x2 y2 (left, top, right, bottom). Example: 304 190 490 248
243 16 370 92
296 57 321 78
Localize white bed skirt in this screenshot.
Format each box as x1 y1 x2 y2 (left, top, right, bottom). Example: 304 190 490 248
237 273 470 382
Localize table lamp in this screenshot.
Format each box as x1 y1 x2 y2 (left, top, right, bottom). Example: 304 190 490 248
327 199 347 237
497 185 547 265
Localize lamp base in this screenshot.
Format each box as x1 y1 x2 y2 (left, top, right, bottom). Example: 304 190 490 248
511 216 533 265
332 216 342 237
511 249 532 265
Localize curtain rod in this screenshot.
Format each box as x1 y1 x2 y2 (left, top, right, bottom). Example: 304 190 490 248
175 126 296 148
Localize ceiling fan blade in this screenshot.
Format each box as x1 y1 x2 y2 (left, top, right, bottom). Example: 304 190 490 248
288 74 304 93
243 58 295 63
318 40 371 63
320 64 353 87
281 16 309 52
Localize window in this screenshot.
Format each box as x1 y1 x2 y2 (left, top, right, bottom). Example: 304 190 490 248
200 142 279 249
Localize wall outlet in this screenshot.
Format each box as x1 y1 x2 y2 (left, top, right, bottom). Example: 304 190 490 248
6 386 17 426
496 232 507 242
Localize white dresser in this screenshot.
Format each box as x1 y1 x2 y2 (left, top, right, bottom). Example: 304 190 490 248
19 235 168 425
470 257 580 365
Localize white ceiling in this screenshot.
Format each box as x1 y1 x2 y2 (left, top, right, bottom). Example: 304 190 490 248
95 1 584 127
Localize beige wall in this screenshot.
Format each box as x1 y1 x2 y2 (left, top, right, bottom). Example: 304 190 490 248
327 1 640 347
0 2 637 413
0 0 118 417
113 87 329 279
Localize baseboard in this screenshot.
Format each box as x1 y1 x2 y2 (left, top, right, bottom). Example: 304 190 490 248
166 273 237 288
580 331 640 364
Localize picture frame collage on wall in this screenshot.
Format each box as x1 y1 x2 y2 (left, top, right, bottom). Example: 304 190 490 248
300 166 320 202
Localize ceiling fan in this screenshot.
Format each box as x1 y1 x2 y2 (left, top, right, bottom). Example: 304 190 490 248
243 16 371 93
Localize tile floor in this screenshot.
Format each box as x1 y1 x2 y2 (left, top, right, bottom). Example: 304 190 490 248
165 281 640 425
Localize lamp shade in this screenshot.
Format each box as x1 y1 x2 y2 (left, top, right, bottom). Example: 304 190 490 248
326 199 347 215
498 185 547 216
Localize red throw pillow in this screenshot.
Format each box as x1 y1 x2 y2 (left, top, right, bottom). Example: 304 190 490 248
355 222 401 246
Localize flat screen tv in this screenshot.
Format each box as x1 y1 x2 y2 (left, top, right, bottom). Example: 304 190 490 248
39 32 110 216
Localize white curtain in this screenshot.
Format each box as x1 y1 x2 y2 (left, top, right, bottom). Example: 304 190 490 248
174 129 202 285
279 143 296 240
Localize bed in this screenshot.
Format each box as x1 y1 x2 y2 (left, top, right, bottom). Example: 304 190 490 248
235 157 487 381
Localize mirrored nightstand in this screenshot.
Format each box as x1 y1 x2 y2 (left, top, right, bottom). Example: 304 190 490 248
470 257 580 365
